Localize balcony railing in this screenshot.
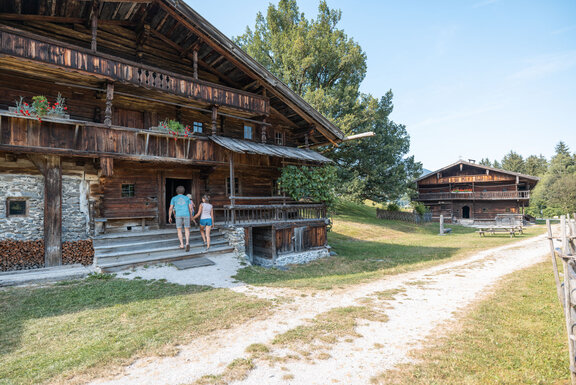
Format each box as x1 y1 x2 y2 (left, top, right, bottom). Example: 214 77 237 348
417 191 531 201
223 203 327 226
0 28 269 114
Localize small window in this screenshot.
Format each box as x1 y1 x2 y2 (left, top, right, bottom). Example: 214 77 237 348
275 132 284 146
121 184 135 197
482 207 487 212
7 199 26 216
244 125 253 140
193 121 203 133
505 207 511 212
226 177 240 196
502 188 507 192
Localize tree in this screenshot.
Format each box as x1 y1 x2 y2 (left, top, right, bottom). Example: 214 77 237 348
479 158 492 167
500 151 525 174
524 155 548 176
236 0 421 202
527 142 576 217
493 160 501 169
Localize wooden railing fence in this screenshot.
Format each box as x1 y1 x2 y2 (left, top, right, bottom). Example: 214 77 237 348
223 203 327 226
376 209 432 224
548 213 576 384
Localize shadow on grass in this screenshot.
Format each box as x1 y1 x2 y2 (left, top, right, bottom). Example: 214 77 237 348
0 276 212 356
234 236 459 287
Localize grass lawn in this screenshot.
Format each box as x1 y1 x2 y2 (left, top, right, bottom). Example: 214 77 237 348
235 201 546 289
0 276 271 385
373 261 569 385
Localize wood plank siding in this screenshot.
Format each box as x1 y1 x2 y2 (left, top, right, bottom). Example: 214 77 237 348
0 29 269 115
0 114 226 163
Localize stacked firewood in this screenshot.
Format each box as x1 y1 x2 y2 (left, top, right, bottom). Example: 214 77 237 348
62 240 94 266
0 240 94 271
0 240 44 271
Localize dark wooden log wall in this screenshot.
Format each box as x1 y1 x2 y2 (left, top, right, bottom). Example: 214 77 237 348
430 200 522 221
100 167 159 220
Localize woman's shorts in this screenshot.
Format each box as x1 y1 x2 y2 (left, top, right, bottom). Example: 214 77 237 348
199 218 212 227
176 216 190 228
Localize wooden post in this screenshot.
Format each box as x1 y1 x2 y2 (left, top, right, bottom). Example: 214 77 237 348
192 48 198 79
211 105 218 135
29 155 62 267
261 119 267 143
91 0 99 52
547 219 565 304
229 152 235 225
271 227 277 265
104 82 114 127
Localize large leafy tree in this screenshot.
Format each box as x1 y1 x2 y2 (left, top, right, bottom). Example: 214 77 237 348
236 0 421 202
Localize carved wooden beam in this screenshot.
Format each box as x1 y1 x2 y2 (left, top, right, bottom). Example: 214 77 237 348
211 106 218 135
90 0 99 51
104 82 114 127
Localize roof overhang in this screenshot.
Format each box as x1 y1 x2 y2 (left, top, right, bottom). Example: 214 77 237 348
210 136 332 163
415 160 540 182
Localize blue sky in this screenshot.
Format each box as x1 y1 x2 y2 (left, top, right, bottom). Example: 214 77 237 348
189 0 576 171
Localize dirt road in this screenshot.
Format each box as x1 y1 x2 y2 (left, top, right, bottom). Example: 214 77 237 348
89 233 549 385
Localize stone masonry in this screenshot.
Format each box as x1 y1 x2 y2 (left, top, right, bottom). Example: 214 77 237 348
0 174 90 242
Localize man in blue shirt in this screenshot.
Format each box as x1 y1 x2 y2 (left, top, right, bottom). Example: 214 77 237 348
168 186 195 251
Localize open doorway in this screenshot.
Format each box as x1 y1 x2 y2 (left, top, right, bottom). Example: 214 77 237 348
165 178 194 225
462 205 470 219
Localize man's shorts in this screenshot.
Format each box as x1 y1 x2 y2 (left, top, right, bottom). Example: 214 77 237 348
199 218 212 226
176 216 190 229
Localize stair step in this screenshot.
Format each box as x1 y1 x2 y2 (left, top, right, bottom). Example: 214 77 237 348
94 238 229 261
94 233 225 254
93 228 222 247
98 245 234 273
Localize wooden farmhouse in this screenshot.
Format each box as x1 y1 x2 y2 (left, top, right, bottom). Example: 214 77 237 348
0 0 345 271
415 161 539 223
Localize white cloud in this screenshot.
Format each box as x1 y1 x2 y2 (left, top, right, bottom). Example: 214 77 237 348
410 103 505 130
472 0 502 8
509 51 576 80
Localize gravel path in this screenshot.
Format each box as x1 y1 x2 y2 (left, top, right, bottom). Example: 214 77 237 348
89 233 549 385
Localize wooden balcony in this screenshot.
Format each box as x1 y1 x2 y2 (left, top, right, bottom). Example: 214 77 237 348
417 191 531 201
222 202 328 226
0 112 226 165
0 28 269 114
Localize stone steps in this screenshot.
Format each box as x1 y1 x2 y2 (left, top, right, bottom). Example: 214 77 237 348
93 227 234 273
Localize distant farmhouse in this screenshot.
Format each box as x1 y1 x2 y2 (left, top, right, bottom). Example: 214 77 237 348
415 161 539 223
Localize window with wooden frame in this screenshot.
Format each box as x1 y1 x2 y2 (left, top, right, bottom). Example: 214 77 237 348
7 198 27 216
243 125 253 140
275 131 284 146
121 184 135 198
193 121 203 133
226 177 240 196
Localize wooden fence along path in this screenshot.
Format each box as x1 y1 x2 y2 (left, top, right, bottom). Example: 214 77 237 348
376 209 432 224
548 213 576 384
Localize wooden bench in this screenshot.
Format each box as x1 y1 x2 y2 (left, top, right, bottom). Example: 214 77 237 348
476 226 523 238
94 216 155 235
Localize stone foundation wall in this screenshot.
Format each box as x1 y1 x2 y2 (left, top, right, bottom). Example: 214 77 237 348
221 226 247 260
253 247 330 268
0 174 91 242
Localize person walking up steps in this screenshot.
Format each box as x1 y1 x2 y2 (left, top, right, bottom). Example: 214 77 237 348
168 186 194 252
193 195 214 251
